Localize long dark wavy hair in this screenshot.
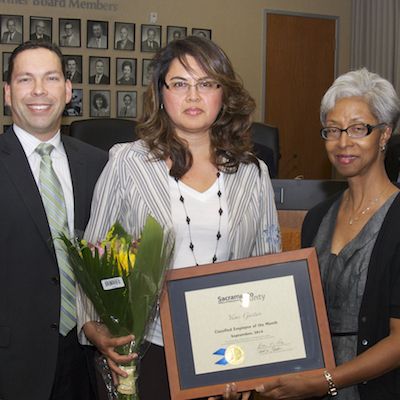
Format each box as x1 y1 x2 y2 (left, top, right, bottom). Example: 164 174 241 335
136 35 258 178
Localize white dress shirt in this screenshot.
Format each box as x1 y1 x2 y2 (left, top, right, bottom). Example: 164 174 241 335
13 124 75 236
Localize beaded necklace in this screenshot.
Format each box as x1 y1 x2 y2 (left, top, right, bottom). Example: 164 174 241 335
174 172 223 266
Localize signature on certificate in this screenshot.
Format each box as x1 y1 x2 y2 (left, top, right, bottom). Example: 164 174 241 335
257 339 292 355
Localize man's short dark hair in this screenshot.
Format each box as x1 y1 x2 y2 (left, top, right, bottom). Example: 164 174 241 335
7 41 65 84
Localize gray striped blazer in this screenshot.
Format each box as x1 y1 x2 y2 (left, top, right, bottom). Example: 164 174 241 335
77 140 281 342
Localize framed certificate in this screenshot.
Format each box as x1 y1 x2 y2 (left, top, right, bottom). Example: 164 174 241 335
160 248 335 399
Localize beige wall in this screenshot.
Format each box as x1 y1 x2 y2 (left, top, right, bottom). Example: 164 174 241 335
1 0 351 125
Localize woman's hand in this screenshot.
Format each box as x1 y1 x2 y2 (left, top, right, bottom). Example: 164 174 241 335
83 321 136 381
255 373 326 399
208 383 251 399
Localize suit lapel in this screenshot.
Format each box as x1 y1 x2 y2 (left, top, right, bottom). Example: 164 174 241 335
0 129 54 251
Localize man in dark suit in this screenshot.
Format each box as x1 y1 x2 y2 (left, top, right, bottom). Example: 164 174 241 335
0 41 107 400
141 27 160 52
115 25 134 50
1 17 23 44
89 58 110 84
65 57 82 83
30 19 51 42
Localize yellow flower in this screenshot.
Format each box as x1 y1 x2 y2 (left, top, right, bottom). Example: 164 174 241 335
115 250 136 275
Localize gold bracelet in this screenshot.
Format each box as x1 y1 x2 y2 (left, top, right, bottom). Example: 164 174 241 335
323 370 338 397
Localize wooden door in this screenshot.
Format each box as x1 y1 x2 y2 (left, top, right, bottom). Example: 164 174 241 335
265 13 336 179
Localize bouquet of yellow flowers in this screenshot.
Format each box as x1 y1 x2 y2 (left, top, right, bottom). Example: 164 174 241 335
61 216 172 400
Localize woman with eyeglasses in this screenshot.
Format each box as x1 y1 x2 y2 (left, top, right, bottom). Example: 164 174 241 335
254 69 400 400
79 36 280 400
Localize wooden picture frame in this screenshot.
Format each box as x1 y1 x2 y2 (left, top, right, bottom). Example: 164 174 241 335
59 18 81 48
191 28 212 40
29 16 52 43
0 15 23 45
167 26 187 43
140 24 161 52
87 20 108 49
114 22 135 50
160 248 335 399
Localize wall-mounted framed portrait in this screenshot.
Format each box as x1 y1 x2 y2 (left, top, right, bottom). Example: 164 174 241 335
90 90 110 117
89 56 110 85
63 55 82 84
2 52 11 82
59 18 81 48
116 57 136 86
167 26 187 44
64 88 83 117
141 24 161 52
114 22 135 50
30 16 52 42
87 20 108 49
142 58 153 86
117 90 137 118
0 15 23 45
192 28 212 40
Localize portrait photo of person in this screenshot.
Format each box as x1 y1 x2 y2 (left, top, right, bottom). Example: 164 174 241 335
30 17 52 42
0 15 23 45
89 56 110 85
117 91 137 118
192 28 212 40
141 24 161 52
64 88 83 116
63 55 82 84
90 90 110 117
167 26 187 44
141 58 153 86
116 58 136 86
87 20 108 49
2 52 11 82
114 22 135 50
59 18 81 47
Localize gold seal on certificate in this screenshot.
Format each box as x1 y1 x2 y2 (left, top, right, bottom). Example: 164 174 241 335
225 345 245 365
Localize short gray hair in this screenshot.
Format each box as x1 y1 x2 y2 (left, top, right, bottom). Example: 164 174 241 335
320 68 400 131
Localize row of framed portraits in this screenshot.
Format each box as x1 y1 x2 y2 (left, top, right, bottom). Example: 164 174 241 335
2 52 153 86
4 89 138 119
0 14 212 52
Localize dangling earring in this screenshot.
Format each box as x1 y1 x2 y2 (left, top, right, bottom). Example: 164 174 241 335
380 143 387 152
160 103 164 110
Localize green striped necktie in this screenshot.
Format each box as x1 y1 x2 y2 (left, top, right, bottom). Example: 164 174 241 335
36 143 76 336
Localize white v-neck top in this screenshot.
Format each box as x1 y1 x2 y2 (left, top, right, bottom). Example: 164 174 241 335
170 173 229 268
146 173 230 346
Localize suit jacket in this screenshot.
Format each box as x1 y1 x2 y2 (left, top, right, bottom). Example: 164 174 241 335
87 35 107 49
89 74 110 84
116 38 134 50
1 30 22 44
60 34 79 47
30 33 51 42
141 39 160 52
0 128 107 400
68 70 82 84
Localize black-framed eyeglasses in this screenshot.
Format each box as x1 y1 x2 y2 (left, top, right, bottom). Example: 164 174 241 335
164 79 221 94
320 123 387 141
